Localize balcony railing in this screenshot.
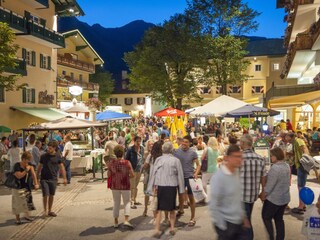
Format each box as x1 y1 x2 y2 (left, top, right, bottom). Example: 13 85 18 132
57 77 99 92
4 59 27 76
57 54 95 72
265 83 317 106
0 7 27 33
28 21 65 48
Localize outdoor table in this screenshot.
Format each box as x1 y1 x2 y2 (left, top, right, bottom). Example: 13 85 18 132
70 156 92 175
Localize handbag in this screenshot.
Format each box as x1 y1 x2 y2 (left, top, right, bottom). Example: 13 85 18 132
4 172 21 189
201 155 208 172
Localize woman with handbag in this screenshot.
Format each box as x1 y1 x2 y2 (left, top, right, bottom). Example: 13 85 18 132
201 137 219 194
107 145 135 229
12 151 39 225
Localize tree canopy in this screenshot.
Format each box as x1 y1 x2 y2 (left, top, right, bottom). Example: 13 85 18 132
125 14 207 109
0 22 23 91
89 66 115 105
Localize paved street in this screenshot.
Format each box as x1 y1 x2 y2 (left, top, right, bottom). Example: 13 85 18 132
0 172 319 240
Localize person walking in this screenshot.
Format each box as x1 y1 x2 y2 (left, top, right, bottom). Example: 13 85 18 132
286 132 309 214
104 131 118 164
173 136 201 227
201 137 219 194
149 142 185 238
31 140 42 169
8 140 21 171
62 135 73 184
142 139 154 217
239 134 267 240
37 141 67 217
108 145 135 228
209 144 250 240
125 136 144 209
12 151 39 224
260 147 291 240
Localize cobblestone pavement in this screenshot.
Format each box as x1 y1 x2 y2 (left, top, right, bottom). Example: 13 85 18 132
0 172 319 240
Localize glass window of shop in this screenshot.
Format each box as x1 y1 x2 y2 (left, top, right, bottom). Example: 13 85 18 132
295 104 313 130
315 105 320 128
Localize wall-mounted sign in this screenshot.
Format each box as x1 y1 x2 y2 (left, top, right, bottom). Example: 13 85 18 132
254 138 270 165
69 86 83 96
39 90 54 104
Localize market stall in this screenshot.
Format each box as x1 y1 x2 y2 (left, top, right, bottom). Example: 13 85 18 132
22 116 108 179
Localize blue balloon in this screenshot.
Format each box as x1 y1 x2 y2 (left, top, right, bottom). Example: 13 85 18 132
299 187 315 205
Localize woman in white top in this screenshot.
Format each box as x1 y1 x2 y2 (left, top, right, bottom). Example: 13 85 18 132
8 140 21 171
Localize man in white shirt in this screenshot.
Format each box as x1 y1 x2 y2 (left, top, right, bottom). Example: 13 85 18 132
62 135 73 184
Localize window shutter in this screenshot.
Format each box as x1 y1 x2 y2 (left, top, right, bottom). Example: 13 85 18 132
47 56 51 70
0 87 4 102
22 48 27 60
31 89 35 103
31 51 36 66
40 54 43 68
22 88 26 103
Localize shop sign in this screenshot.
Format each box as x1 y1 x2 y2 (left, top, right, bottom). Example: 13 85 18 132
252 111 270 117
254 138 270 165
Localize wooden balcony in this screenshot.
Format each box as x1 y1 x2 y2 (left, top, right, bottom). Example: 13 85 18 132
57 54 95 73
281 33 313 78
4 59 27 76
0 6 27 33
57 77 99 92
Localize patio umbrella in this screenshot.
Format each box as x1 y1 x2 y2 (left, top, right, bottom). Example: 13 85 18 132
154 107 186 117
223 104 280 117
96 110 131 121
0 125 11 133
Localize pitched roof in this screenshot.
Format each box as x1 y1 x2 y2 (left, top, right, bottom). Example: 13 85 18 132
246 38 287 57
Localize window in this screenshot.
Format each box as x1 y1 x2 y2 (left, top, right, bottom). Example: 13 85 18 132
25 11 46 26
199 87 212 94
79 74 83 83
137 97 145 105
40 54 51 70
228 85 241 94
62 70 66 76
22 48 36 66
273 63 280 71
110 98 118 105
22 88 35 104
216 86 223 94
255 64 262 71
125 97 133 105
251 86 264 94
70 72 74 80
0 87 5 103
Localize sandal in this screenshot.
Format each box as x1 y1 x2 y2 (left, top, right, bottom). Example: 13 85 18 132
123 222 134 229
48 212 57 217
188 219 196 227
152 231 164 239
15 220 22 225
24 217 34 222
169 229 177 236
176 211 184 217
291 208 304 215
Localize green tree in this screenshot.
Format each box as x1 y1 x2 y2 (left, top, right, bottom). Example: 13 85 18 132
0 22 24 91
89 66 115 105
186 0 260 94
124 14 207 109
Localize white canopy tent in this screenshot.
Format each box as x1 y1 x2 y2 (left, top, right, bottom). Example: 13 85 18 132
190 95 247 116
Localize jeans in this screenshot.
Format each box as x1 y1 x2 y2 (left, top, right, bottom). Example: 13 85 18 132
262 199 286 240
215 221 246 240
244 202 254 240
64 160 72 183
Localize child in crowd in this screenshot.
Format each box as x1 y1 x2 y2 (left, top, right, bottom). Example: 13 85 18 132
301 194 320 240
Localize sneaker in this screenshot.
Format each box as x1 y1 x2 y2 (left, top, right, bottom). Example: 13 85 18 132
291 207 304 215
123 221 134 229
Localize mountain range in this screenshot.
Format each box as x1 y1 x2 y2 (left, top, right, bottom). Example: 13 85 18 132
58 17 155 74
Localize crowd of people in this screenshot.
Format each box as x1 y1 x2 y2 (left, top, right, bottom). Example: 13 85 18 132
0 116 319 240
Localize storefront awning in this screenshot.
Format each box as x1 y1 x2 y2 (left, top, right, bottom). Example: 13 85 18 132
268 90 320 109
243 97 260 105
11 107 69 121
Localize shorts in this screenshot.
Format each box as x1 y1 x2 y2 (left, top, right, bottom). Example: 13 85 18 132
40 180 57 197
297 166 307 188
184 178 193 195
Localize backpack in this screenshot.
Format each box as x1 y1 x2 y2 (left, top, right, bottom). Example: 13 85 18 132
299 154 320 174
